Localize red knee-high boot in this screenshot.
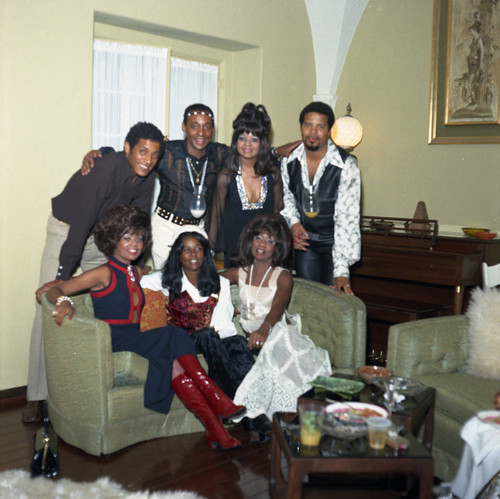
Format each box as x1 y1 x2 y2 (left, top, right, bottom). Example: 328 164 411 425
178 355 246 420
172 372 241 450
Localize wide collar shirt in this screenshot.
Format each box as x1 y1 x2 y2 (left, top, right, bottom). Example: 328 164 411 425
280 140 361 278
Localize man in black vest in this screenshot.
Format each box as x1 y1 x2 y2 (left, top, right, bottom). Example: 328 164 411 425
280 101 361 295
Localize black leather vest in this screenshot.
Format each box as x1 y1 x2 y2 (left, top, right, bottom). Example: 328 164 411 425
287 158 343 250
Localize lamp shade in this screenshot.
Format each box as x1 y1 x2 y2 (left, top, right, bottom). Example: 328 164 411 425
330 103 363 151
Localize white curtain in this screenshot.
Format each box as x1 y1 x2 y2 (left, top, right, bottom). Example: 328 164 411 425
92 40 168 150
168 57 219 139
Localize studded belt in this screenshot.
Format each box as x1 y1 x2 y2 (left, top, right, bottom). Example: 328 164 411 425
155 207 201 226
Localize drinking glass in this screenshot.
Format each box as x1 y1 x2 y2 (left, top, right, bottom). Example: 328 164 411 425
302 186 319 219
366 417 392 450
298 401 325 448
190 185 206 218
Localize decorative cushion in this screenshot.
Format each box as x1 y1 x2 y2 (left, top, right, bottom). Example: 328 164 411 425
139 289 167 332
466 286 500 380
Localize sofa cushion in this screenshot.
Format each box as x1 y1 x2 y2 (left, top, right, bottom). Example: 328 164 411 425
466 286 500 380
415 373 498 425
140 289 167 332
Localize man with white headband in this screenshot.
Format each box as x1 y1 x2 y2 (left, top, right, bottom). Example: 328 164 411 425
83 103 293 268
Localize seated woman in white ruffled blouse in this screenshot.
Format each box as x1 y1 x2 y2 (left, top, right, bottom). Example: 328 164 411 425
141 232 255 400
222 214 332 425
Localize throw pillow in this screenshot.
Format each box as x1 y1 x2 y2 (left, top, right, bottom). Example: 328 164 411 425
466 286 500 380
140 289 167 332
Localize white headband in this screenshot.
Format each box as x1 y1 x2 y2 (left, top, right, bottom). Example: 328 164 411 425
186 110 214 120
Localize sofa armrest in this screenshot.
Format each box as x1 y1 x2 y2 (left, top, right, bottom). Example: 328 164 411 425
41 294 114 424
288 279 366 372
386 315 469 378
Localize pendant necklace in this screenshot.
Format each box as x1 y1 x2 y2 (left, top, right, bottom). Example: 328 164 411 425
186 157 208 218
244 264 273 319
186 157 208 187
127 265 136 283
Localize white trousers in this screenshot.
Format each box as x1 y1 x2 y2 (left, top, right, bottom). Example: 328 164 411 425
150 211 207 269
27 214 107 401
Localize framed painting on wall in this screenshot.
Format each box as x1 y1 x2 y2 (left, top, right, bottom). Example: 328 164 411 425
428 0 500 144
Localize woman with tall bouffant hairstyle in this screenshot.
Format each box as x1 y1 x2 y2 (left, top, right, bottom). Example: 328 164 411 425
222 214 331 434
208 103 284 268
45 204 245 450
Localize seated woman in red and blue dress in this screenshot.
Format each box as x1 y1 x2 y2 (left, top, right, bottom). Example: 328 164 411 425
45 204 244 450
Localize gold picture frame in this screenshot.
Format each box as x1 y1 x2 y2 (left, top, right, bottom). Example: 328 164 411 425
428 0 500 144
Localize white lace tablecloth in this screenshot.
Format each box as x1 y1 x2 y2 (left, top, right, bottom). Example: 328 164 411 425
451 415 500 499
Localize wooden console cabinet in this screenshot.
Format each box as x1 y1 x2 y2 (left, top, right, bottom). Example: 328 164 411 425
351 221 500 364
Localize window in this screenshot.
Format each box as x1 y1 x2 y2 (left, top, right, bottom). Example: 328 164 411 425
92 40 168 150
168 57 218 139
92 41 219 147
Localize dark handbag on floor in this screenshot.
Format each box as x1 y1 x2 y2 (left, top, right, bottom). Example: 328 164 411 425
31 402 59 478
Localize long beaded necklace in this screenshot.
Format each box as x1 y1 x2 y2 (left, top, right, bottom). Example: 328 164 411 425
244 264 273 319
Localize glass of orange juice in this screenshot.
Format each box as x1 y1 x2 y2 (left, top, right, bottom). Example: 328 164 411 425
366 417 392 450
299 401 325 448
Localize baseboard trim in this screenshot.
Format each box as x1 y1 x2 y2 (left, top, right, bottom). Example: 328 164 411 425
0 386 27 408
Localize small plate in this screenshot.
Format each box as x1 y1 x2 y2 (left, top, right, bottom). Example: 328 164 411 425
326 402 388 425
476 232 497 240
477 410 500 426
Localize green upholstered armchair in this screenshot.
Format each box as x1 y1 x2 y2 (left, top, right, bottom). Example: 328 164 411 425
386 316 499 482
41 278 366 456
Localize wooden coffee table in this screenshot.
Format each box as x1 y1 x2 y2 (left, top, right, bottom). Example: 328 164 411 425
270 412 434 499
301 378 436 451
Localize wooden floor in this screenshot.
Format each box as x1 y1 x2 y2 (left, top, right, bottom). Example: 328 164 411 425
1 395 440 498
0 395 272 498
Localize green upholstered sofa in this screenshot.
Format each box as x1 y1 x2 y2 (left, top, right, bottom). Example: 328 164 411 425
386 315 499 482
41 278 366 456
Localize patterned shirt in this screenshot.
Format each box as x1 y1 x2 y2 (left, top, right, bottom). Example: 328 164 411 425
280 140 361 278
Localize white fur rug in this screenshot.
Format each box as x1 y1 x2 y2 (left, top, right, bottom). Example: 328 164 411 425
0 470 205 499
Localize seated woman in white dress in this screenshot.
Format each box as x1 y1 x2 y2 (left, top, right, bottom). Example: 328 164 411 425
222 214 332 424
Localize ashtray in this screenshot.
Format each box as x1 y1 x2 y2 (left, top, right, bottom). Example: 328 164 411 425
356 365 393 384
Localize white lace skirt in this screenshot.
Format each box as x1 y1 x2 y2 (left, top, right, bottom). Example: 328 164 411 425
232 314 332 421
